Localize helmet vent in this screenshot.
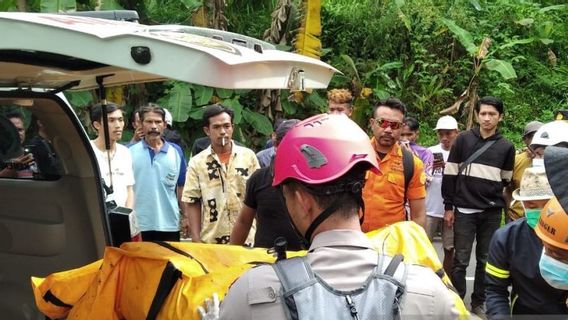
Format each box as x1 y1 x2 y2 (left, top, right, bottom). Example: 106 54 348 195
540 132 549 139
300 144 328 168
303 117 329 128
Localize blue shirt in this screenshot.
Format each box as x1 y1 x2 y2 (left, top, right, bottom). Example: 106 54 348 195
129 139 186 232
256 146 275 168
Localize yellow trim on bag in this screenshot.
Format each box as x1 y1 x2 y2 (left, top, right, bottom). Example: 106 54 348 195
485 263 510 279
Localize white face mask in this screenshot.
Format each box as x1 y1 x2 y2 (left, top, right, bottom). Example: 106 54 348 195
539 250 568 290
532 158 544 167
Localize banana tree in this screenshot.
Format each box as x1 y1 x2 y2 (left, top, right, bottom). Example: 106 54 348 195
440 18 522 129
258 0 296 120
293 0 321 59
185 0 226 30
157 81 273 146
283 0 330 119
257 0 326 122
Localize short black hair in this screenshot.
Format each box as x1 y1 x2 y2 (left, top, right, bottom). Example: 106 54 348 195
5 111 24 122
275 119 300 146
128 109 139 130
404 117 419 131
89 102 120 125
273 118 286 131
476 96 504 115
138 103 165 122
372 97 406 118
284 163 369 220
202 104 234 127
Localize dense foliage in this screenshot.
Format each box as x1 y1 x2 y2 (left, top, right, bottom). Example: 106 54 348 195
319 0 567 147
4 0 567 151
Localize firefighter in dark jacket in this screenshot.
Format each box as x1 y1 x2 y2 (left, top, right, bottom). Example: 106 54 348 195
485 166 568 318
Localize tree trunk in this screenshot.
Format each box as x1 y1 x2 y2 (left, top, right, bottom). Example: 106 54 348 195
466 84 478 130
212 0 227 31
259 0 295 120
16 0 27 11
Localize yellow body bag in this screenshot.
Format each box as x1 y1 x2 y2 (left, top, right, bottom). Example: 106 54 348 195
32 222 468 319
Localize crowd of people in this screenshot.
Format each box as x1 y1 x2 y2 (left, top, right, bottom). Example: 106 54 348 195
57 89 568 319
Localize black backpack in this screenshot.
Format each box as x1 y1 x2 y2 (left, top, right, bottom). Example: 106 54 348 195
401 147 414 202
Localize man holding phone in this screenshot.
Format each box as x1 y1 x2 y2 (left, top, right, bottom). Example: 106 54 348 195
425 115 459 276
401 117 434 185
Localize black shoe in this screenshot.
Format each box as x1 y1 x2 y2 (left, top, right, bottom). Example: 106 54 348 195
470 304 487 320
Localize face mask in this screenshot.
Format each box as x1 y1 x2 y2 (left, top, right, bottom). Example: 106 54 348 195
532 158 544 167
524 208 542 229
539 250 568 290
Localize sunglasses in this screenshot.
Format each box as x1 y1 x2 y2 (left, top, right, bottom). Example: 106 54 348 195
373 118 403 130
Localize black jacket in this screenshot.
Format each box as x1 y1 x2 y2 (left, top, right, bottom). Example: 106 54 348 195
485 218 568 317
442 127 515 210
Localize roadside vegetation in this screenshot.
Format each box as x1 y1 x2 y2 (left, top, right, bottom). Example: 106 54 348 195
2 0 566 150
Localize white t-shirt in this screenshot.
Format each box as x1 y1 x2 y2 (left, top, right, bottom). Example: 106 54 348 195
91 141 135 207
425 144 449 218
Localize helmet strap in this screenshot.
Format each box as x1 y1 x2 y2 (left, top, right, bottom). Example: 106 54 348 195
303 200 342 247
359 197 365 225
289 220 309 250
287 178 365 248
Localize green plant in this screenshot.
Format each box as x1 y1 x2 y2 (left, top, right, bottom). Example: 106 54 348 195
9 0 567 151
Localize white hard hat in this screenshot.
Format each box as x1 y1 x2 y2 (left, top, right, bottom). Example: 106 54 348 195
434 115 458 130
530 120 568 148
163 108 173 126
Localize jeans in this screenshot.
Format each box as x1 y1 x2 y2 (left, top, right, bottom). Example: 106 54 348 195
141 230 180 242
451 208 501 307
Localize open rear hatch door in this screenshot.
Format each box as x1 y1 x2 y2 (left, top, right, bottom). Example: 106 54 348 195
0 12 337 91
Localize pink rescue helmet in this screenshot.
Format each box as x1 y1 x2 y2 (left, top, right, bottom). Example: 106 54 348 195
272 114 379 187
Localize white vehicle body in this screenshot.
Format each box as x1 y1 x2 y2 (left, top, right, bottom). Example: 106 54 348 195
0 12 336 91
0 12 336 319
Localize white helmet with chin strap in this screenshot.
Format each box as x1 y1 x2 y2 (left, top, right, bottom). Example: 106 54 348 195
530 120 568 148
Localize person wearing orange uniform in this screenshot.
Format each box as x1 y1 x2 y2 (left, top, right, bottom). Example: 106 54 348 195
362 98 426 232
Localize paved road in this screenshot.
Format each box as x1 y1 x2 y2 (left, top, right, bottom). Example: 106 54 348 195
432 236 482 317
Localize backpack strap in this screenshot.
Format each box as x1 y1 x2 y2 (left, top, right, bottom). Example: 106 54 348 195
377 254 407 319
272 257 315 293
458 140 496 175
401 148 414 202
384 254 404 277
434 268 459 294
376 253 407 282
272 257 316 320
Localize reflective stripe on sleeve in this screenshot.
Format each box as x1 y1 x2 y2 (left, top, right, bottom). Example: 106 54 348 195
485 263 510 279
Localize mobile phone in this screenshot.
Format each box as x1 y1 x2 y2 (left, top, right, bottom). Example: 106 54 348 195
23 145 34 155
433 152 443 161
